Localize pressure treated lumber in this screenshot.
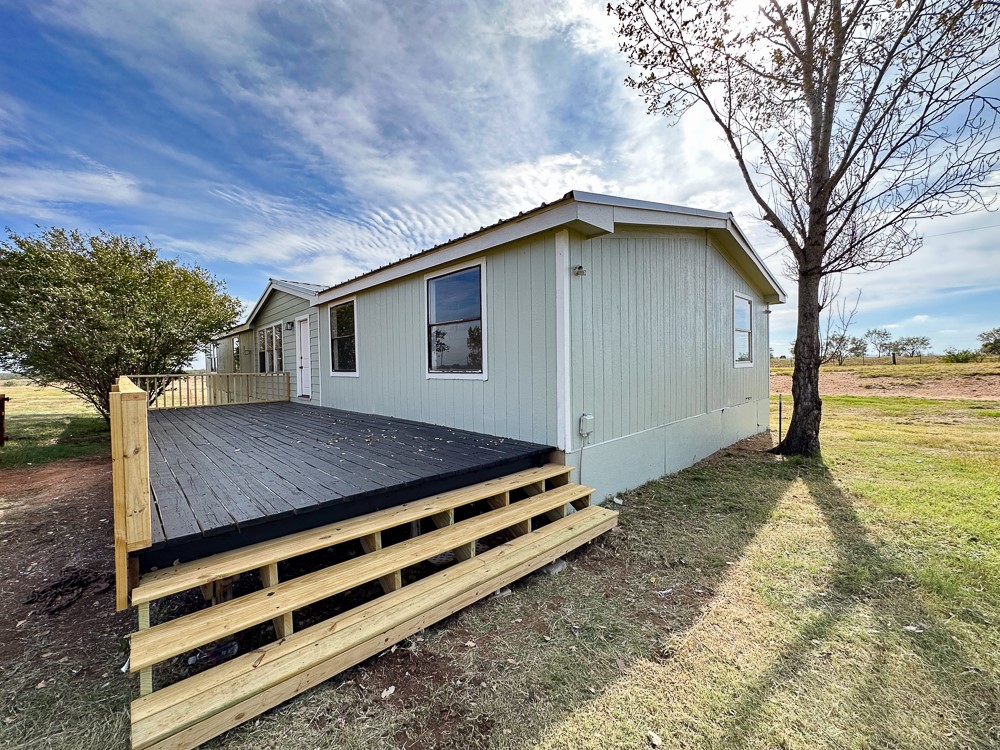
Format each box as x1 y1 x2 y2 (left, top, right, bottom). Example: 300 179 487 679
132 463 573 605
111 376 153 610
131 506 617 750
129 483 591 672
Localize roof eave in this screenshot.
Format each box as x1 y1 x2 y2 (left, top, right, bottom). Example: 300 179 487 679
242 279 320 329
312 190 786 307
315 199 615 305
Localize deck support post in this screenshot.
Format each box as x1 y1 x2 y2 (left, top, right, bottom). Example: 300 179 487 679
432 509 475 561
137 603 153 696
200 577 236 606
361 532 402 593
259 564 293 639
535 478 569 522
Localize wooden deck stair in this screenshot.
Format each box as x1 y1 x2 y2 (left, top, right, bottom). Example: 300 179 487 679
132 463 578 605
127 464 616 750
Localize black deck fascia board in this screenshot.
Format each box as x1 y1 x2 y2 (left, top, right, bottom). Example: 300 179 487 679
140 402 553 570
136 451 546 570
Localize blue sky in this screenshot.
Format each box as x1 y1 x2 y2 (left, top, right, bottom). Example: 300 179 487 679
1 0 998 356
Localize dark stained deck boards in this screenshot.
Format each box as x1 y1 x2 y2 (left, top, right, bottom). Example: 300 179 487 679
142 402 551 568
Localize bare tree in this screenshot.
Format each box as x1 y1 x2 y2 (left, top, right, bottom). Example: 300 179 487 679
611 0 1000 455
895 335 931 357
847 337 868 360
864 328 893 357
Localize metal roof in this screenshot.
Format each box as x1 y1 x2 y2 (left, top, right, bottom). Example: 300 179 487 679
314 191 786 305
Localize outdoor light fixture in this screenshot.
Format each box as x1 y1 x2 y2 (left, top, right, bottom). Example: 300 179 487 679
284 322 294 331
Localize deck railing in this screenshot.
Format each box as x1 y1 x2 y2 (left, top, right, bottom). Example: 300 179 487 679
127 372 291 410
110 376 152 611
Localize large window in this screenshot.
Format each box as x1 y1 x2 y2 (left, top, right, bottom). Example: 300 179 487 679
208 343 218 373
427 264 484 375
232 335 241 373
257 323 283 372
330 300 357 374
734 293 753 366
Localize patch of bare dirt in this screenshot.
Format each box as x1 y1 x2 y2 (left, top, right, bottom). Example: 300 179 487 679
770 371 1000 399
0 456 129 670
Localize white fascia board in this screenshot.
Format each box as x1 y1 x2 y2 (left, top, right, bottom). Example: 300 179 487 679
316 201 614 305
571 192 785 304
269 279 321 304
610 205 730 230
570 191 733 222
720 219 787 304
244 280 320 328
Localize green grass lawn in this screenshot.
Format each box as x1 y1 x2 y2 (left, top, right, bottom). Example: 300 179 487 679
530 396 999 750
0 394 996 749
0 378 109 467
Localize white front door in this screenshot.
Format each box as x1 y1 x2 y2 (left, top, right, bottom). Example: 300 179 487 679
295 317 312 398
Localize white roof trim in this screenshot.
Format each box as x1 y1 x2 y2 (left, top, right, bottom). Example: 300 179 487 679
307 191 785 305
244 279 320 327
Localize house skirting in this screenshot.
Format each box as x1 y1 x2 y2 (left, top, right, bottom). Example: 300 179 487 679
564 399 770 502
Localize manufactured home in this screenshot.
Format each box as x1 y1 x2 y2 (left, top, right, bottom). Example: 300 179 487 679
109 191 784 750
211 190 786 501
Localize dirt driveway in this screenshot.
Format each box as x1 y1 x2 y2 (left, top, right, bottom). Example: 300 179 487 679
0 456 131 748
770 370 1000 399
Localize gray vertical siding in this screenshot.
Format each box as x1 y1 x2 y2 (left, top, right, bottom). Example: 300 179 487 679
318 234 559 446
569 227 769 450
220 290 321 404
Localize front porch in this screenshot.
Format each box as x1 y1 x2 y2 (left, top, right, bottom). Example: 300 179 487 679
144 401 553 568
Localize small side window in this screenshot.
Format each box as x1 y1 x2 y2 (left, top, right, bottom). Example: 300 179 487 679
330 301 357 374
734 293 753 367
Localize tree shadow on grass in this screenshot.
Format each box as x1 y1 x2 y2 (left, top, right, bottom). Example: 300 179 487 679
286 435 808 750
184 435 801 750
710 461 998 749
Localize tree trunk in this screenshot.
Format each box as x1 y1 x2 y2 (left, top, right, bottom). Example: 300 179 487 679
774 270 823 456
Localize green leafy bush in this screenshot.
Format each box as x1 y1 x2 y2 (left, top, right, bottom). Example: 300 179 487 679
941 348 983 364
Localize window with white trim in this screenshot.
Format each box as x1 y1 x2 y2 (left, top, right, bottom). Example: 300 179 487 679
330 301 357 373
734 293 753 366
427 265 483 374
257 323 283 372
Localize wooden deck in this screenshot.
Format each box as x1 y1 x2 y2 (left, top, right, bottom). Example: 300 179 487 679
144 402 551 567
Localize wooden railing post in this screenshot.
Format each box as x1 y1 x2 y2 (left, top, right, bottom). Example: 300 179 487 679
111 376 152 611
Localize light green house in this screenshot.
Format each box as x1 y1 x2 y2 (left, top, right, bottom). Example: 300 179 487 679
212 191 786 501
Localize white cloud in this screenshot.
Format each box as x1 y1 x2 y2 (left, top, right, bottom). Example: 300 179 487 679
912 314 929 322
0 163 141 220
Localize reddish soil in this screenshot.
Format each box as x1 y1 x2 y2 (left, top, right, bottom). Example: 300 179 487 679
0 456 129 669
770 371 1000 400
